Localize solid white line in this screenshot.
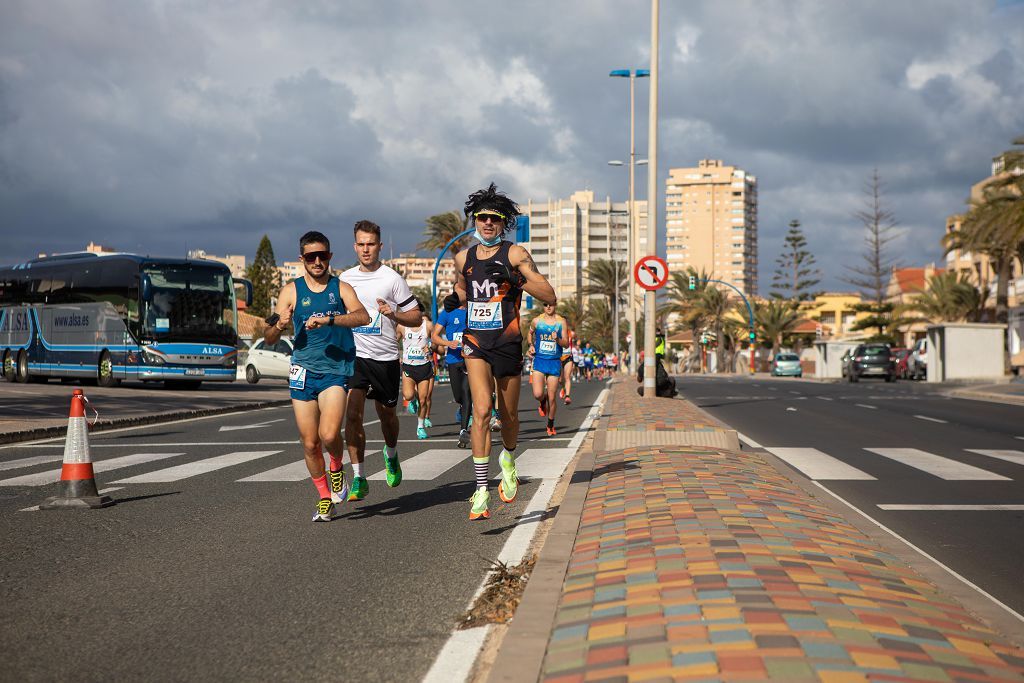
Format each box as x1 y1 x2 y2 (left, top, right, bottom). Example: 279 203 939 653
0 455 64 471
766 447 876 480
914 415 948 424
813 482 1024 624
368 448 465 481
421 626 491 683
865 448 1009 481
113 450 280 483
1 452 186 486
736 432 762 449
878 504 1024 511
966 449 1024 467
495 479 559 565
855 403 877 410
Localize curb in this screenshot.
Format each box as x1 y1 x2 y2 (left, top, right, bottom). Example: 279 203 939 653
0 400 292 445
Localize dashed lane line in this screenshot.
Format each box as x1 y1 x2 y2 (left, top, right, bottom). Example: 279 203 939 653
914 415 948 423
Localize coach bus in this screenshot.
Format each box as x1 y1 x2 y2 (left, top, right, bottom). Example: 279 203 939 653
0 252 252 388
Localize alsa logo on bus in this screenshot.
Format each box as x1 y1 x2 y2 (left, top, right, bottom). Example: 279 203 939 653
1 310 30 332
201 347 224 355
54 314 90 327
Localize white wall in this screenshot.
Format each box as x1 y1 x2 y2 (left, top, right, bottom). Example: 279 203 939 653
927 323 1006 382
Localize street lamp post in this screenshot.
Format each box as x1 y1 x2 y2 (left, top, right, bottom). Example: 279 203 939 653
643 0 660 397
609 67 649 376
608 159 647 374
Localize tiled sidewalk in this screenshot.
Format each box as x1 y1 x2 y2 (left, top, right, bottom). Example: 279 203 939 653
540 383 1024 682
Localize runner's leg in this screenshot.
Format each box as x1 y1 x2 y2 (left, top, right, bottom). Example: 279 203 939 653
377 400 399 449
495 373 521 451
545 374 559 422
345 389 368 468
402 373 416 404
293 398 327 478
530 370 545 414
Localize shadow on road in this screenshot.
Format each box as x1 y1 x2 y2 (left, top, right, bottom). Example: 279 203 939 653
337 480 476 519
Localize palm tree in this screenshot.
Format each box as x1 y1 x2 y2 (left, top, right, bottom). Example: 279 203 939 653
899 271 984 324
557 293 586 333
755 299 801 358
691 285 732 373
418 211 470 255
583 259 628 312
661 267 711 372
581 298 615 352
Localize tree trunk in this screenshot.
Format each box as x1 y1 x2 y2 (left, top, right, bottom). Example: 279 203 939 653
996 256 1011 374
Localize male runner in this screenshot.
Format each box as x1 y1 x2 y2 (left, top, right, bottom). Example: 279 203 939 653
443 183 555 520
559 326 575 405
432 293 472 448
342 220 422 500
264 231 370 522
528 301 570 436
399 303 435 440
582 341 596 381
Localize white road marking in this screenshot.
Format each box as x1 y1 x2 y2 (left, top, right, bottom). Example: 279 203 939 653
865 448 1009 481
736 432 762 449
0 455 63 472
766 447 876 480
786 407 797 412
812 482 1024 625
367 448 466 481
421 626 491 683
855 403 877 409
966 449 1024 467
218 418 286 432
1 452 186 486
913 415 947 424
113 450 280 483
878 504 1024 511
20 435 573 448
495 448 575 481
98 487 124 494
237 460 310 482
818 396 833 401
789 391 802 395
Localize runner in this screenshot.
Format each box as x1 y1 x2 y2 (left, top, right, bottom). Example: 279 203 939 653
263 230 370 522
399 302 435 440
582 341 596 381
572 341 584 384
342 220 423 500
559 326 575 405
528 301 570 436
432 293 472 448
442 183 556 520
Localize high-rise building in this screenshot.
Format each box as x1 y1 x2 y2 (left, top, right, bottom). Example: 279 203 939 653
664 160 758 296
524 190 648 304
187 249 247 278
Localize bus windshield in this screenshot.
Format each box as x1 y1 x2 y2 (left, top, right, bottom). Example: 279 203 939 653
142 264 237 345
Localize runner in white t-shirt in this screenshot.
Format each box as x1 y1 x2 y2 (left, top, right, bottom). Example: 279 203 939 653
340 220 422 500
398 302 435 440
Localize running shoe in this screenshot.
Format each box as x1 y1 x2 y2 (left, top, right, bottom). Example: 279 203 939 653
546 425 557 437
492 418 502 432
498 449 518 503
312 497 335 523
416 426 428 439
564 396 572 405
383 446 402 487
458 429 470 449
424 417 432 428
348 476 368 501
328 467 349 505
538 397 546 417
559 387 565 399
469 487 490 520
455 408 462 425
406 398 419 415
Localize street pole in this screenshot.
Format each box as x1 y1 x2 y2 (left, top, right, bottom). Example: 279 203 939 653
627 72 636 376
643 0 659 397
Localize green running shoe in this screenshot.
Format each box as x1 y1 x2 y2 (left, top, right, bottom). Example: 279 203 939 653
348 476 368 501
424 417 432 428
383 446 402 487
469 487 490 520
406 398 419 415
498 448 518 503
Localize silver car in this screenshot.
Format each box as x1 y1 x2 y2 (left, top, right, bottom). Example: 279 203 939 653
771 353 803 377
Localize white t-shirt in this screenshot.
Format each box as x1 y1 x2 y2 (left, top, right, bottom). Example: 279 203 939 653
401 321 432 366
341 264 419 360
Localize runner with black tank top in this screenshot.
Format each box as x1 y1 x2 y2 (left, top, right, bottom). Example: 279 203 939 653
263 230 369 522
443 184 556 521
399 303 435 440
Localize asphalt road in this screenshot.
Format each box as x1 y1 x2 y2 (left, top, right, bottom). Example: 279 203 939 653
0 377 606 682
675 374 1024 623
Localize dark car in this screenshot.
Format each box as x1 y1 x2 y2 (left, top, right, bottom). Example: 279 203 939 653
848 343 896 383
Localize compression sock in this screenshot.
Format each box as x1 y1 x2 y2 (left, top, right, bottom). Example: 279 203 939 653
329 453 344 472
473 456 489 489
312 474 330 499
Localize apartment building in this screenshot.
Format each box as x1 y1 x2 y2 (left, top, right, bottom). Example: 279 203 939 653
383 254 456 293
665 160 758 296
186 249 247 278
524 190 648 303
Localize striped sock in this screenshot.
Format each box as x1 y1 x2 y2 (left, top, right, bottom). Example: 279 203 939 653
473 456 489 489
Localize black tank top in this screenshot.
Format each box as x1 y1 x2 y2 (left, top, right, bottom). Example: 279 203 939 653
462 242 524 350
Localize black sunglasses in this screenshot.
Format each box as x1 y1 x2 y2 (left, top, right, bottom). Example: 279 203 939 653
302 250 332 264
475 214 504 224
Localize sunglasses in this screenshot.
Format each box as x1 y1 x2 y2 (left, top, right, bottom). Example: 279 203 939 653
475 213 504 224
301 250 332 264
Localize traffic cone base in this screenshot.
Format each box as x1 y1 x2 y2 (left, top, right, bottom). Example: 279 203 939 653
40 389 114 510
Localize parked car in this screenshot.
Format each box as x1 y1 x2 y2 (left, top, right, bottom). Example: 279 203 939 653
907 338 928 380
771 353 803 377
891 348 911 379
841 349 854 378
848 343 896 382
244 337 293 383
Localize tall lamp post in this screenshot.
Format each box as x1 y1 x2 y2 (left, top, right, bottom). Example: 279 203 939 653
608 159 648 373
642 0 660 397
609 67 649 376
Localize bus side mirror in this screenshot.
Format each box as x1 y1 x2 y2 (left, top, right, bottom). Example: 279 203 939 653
235 278 253 307
140 274 153 302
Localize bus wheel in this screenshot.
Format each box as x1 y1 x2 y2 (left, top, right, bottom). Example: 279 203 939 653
97 352 119 388
14 350 29 383
2 350 14 382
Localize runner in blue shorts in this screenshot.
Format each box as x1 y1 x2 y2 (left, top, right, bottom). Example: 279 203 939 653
264 230 369 522
528 301 570 436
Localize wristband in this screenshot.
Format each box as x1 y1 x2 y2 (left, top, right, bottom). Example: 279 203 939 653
328 314 335 326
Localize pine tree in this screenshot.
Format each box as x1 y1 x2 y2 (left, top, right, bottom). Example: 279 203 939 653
246 235 282 318
770 219 821 301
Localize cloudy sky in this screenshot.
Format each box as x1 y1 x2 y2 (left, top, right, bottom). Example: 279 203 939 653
2 0 1023 291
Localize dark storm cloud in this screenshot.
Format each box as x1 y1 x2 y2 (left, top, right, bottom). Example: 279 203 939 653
0 0 1022 294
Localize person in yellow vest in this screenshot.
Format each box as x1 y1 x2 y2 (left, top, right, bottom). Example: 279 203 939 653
655 327 666 360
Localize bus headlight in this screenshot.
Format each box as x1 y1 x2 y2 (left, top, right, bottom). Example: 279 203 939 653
143 349 166 365
223 355 236 368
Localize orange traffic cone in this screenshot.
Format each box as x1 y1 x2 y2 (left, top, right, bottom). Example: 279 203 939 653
40 389 113 509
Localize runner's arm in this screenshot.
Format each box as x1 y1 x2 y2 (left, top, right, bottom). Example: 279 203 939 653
558 317 570 347
527 319 537 356
452 253 467 304
335 281 371 328
388 276 423 327
263 282 296 344
509 245 555 304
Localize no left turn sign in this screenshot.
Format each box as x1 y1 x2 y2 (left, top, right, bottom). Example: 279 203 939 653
634 255 669 291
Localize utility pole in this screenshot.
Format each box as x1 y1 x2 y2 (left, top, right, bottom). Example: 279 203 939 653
643 0 660 397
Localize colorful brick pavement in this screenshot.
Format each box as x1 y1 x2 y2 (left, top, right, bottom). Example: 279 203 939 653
540 382 1024 682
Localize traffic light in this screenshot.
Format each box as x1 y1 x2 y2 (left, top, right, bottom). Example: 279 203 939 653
688 275 696 290
748 331 756 342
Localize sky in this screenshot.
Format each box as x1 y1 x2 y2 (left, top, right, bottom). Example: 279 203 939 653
2 0 1023 293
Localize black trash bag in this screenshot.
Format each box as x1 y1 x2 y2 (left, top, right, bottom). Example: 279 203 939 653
636 359 677 398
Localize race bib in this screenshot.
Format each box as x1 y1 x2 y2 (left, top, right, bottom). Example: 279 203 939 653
407 345 426 360
354 312 383 336
468 302 502 330
539 340 557 354
288 364 307 390
452 331 463 344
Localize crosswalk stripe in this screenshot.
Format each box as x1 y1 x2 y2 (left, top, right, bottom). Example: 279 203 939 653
368 449 467 481
965 449 1024 467
494 448 576 481
1 452 186 487
765 447 876 480
0 455 63 472
237 460 310 482
865 448 1010 480
113 451 281 483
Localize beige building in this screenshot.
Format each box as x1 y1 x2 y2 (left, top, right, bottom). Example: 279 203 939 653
524 190 648 304
801 292 867 340
277 260 303 283
187 249 247 278
665 160 758 296
383 254 456 294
